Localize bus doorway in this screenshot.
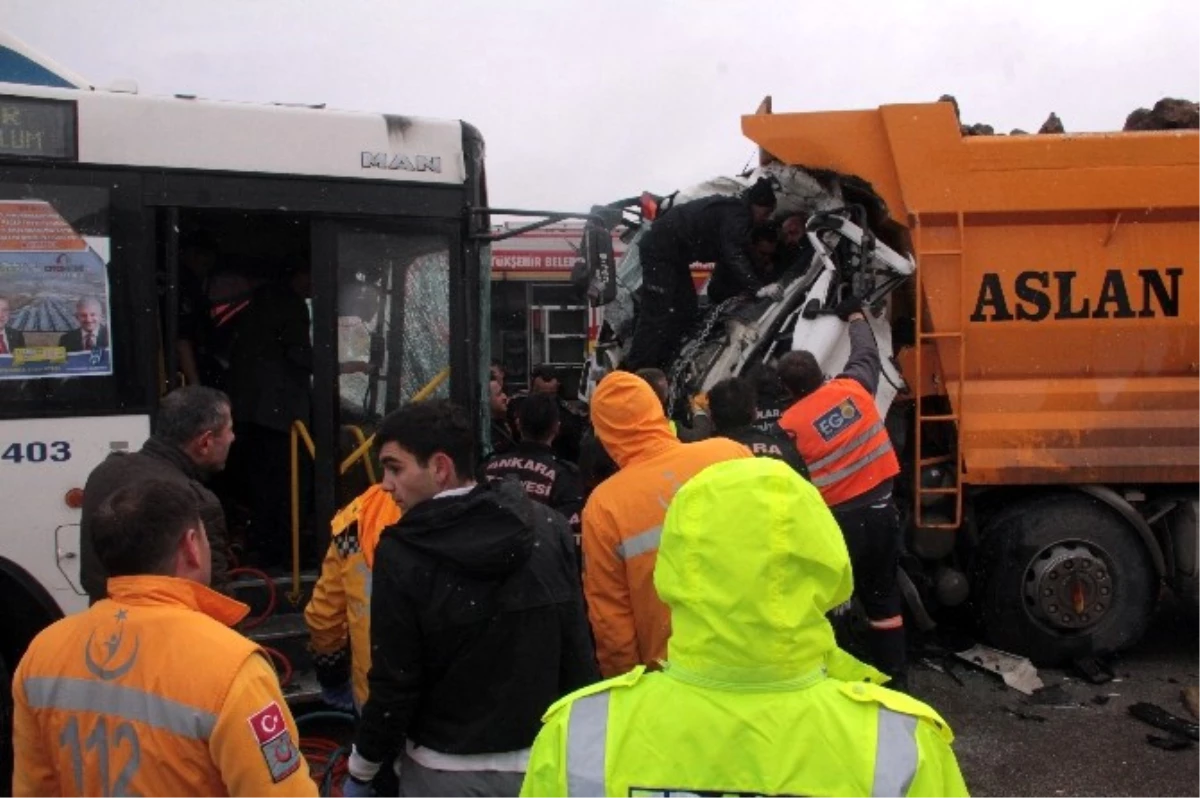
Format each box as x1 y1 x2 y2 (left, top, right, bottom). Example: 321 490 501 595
158 208 316 571
155 209 457 573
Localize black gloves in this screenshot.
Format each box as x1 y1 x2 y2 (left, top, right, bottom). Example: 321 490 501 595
834 296 865 321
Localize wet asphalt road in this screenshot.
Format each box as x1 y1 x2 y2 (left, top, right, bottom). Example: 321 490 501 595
908 599 1199 796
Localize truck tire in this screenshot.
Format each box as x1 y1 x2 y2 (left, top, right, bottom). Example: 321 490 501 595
974 493 1157 666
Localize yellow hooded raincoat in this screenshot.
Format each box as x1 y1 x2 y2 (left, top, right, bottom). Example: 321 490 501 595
522 458 969 797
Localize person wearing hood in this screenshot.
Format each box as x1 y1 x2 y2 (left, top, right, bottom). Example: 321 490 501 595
520 458 968 797
622 178 779 372
344 400 597 798
583 371 751 678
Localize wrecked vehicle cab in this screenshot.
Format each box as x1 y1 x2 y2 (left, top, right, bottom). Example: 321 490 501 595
575 97 1199 667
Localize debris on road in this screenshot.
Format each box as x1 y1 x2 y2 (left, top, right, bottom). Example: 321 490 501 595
956 644 1045 695
1182 686 1199 720
1146 734 1194 752
1073 656 1115 685
1028 685 1075 707
1128 702 1200 741
1003 707 1048 723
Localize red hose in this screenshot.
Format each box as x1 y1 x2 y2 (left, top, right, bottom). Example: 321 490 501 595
228 566 277 631
261 645 293 688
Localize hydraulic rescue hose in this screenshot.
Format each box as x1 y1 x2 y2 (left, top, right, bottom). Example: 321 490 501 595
231 565 352 796
294 710 357 797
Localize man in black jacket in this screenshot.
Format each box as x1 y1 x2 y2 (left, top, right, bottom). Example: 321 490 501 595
484 392 585 557
79 386 235 602
746 362 791 436
623 178 778 372
708 376 809 479
346 400 597 797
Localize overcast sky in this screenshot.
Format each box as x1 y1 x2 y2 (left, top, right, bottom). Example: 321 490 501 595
3 0 1198 211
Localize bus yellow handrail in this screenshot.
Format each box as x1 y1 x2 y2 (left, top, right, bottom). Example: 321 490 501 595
339 425 377 482
412 367 450 402
288 366 451 604
289 420 316 605
336 367 451 479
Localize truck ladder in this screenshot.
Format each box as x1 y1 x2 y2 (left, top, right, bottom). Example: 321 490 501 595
912 211 967 529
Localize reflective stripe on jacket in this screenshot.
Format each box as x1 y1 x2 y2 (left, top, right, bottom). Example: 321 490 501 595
584 372 751 677
780 377 900 507
522 669 967 797
304 484 400 707
12 575 318 797
523 459 966 797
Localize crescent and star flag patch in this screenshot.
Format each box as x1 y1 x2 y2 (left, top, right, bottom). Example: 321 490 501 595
248 701 301 782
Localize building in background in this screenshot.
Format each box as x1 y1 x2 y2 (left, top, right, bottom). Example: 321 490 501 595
489 222 620 398
489 220 713 398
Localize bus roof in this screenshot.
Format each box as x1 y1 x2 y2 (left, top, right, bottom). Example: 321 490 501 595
1 34 471 186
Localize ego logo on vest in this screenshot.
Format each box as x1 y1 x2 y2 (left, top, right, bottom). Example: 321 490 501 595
813 399 861 443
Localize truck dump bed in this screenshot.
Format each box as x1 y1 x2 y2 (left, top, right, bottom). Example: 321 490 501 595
743 103 1198 486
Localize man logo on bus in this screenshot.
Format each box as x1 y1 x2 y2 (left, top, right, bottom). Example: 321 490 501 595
361 152 442 173
813 398 862 443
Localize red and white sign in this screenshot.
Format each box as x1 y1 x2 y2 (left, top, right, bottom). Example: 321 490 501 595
490 223 626 274
248 701 286 744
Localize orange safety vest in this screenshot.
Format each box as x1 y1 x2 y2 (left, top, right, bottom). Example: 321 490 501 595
780 378 899 507
11 575 317 797
305 484 401 707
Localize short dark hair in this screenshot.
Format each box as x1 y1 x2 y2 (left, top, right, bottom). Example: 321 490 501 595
156 386 231 446
376 399 475 477
707 377 758 433
531 364 559 384
751 223 779 246
747 362 786 402
93 480 203 577
777 350 825 399
518 392 560 442
635 368 669 408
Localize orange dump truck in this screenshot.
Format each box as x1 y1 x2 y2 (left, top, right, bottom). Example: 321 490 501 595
745 100 1198 663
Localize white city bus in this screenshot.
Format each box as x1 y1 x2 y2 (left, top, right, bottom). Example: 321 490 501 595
0 33 493 697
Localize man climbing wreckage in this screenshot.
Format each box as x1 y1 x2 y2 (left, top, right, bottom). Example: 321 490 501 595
574 157 913 429
571 150 916 669
620 177 782 373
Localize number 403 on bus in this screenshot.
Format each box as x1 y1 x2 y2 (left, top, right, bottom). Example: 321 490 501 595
1 441 72 463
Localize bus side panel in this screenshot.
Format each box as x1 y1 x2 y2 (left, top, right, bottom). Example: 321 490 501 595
0 414 150 617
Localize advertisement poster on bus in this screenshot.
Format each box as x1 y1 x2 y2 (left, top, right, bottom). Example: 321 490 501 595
0 200 113 380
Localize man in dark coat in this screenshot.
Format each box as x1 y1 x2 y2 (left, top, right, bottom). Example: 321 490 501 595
484 392 585 559
623 178 778 372
80 386 235 602
708 375 809 479
345 400 596 797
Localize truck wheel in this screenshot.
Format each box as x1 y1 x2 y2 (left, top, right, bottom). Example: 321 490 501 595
974 493 1157 666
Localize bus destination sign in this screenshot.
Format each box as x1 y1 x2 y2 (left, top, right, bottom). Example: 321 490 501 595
0 95 77 161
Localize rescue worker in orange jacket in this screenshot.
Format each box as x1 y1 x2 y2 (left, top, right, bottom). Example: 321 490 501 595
778 297 907 684
11 479 318 797
304 483 401 712
583 370 752 677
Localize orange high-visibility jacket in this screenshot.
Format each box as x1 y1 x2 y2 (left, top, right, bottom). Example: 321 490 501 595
12 575 318 797
780 377 900 507
304 484 401 707
583 371 752 678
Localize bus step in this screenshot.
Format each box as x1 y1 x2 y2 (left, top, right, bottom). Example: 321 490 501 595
229 569 320 617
